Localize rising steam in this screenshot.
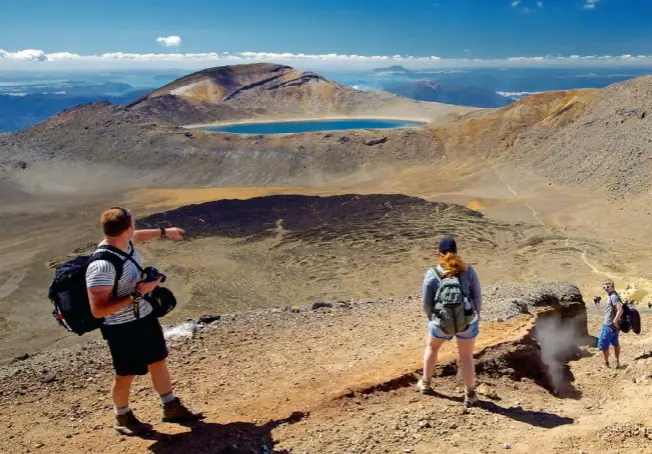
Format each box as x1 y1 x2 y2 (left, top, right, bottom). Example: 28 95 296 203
533 314 586 393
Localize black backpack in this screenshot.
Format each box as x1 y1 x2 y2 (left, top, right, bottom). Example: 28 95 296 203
48 245 128 335
620 303 642 335
629 306 642 335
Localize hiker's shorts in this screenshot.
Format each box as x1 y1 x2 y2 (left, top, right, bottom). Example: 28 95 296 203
597 323 620 350
101 314 168 376
430 319 479 340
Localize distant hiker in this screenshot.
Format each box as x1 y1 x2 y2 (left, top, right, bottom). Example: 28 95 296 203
86 207 204 436
594 296 601 308
598 279 623 368
417 236 482 407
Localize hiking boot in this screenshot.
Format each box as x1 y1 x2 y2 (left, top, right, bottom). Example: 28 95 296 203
114 410 153 436
162 398 205 423
416 377 432 395
464 389 479 408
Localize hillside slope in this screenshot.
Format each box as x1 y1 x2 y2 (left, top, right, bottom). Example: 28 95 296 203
128 63 467 125
0 90 150 132
436 76 652 196
2 69 652 200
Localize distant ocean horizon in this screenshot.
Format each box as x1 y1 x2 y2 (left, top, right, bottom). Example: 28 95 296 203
321 67 652 95
2 66 651 98
2 65 652 132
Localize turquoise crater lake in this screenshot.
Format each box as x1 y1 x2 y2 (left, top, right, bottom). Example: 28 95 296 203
200 118 426 135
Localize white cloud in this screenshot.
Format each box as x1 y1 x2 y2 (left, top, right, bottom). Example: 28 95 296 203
1 48 652 70
0 49 48 62
583 0 599 9
511 0 521 6
537 1 544 7
156 36 182 48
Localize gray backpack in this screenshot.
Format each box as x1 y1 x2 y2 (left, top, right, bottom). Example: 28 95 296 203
431 266 475 334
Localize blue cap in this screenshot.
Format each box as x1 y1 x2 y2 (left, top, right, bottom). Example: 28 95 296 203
439 236 457 254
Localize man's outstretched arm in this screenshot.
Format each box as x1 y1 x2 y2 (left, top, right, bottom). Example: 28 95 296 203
133 227 185 243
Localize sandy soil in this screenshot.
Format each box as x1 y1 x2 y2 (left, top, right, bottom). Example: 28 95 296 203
3 156 652 363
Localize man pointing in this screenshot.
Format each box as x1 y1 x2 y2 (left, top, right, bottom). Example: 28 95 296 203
86 207 203 436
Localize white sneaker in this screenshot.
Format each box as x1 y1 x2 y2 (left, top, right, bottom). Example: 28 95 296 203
417 378 432 394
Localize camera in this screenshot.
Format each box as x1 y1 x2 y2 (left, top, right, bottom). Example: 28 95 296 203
143 266 167 283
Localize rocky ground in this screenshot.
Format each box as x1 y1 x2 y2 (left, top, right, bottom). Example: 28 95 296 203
1 283 652 453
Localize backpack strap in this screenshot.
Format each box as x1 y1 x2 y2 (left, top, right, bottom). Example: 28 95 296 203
96 242 144 273
430 267 444 303
432 265 445 280
89 242 142 297
430 266 463 303
430 265 474 310
92 242 146 320
613 292 627 308
88 250 126 298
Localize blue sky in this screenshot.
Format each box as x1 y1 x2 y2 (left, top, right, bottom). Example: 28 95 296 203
2 0 652 69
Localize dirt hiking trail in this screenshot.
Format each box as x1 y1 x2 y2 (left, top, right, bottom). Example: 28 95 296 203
3 289 652 453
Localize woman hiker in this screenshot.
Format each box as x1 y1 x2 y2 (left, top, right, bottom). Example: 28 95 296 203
417 236 483 407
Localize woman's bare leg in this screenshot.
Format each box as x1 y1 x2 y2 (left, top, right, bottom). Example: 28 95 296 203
456 337 476 391
423 335 446 379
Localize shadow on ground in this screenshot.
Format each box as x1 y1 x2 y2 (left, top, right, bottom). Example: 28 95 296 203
146 411 306 454
431 392 574 429
633 351 652 361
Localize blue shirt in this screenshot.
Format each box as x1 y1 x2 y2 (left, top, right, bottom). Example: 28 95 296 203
421 265 483 320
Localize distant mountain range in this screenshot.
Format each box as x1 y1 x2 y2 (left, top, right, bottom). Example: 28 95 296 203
0 65 471 132
371 66 414 76
0 81 135 97
370 66 652 93
2 62 652 203
370 66 515 107
0 90 150 132
371 65 468 77
7 65 648 132
383 80 513 108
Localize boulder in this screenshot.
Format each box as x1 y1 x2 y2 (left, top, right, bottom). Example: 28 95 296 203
364 137 388 146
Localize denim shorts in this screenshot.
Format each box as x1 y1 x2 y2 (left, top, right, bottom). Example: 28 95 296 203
597 323 620 350
429 319 480 340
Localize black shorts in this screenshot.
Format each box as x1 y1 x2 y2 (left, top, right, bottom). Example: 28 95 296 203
101 315 168 376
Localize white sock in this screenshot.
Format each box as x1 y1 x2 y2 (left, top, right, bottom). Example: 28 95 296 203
160 391 176 405
115 406 130 416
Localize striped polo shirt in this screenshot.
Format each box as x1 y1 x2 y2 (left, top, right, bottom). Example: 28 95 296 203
85 240 153 325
